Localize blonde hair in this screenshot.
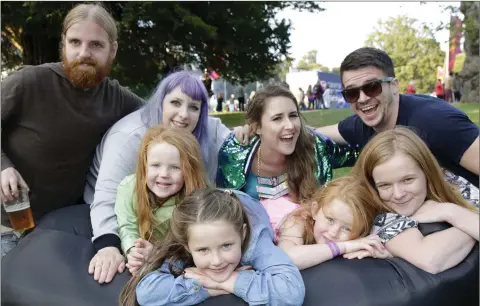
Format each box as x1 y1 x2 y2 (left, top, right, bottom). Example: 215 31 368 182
62 3 117 43
283 176 379 245
135 125 209 242
352 126 477 213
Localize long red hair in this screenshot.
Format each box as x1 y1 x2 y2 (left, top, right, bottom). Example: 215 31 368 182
281 176 380 244
135 125 209 241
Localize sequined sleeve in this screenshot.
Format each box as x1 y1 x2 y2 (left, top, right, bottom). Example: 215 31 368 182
216 132 257 189
371 213 418 244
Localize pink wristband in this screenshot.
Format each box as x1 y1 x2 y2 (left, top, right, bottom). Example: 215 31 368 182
327 241 341 258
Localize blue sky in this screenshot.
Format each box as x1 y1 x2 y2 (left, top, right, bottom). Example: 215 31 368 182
276 1 461 69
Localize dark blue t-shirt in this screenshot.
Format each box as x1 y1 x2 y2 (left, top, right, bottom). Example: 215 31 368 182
338 94 479 186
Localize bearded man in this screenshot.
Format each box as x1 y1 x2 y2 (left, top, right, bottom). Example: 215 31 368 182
1 3 143 232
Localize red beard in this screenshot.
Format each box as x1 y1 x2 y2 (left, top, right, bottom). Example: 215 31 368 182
62 49 113 89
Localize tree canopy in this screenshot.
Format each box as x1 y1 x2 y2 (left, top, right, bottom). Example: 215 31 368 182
1 1 323 96
458 2 479 102
365 16 445 94
296 50 330 72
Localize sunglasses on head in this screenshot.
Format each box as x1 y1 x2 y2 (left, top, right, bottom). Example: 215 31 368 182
341 77 394 104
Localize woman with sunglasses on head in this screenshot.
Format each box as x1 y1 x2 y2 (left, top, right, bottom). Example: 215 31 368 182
315 47 479 189
217 85 360 233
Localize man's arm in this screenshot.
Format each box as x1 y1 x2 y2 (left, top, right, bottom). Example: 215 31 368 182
418 104 479 178
459 136 479 175
315 124 348 145
1 68 30 198
1 69 25 170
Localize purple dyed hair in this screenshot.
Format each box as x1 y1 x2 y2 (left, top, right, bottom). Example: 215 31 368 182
141 70 210 163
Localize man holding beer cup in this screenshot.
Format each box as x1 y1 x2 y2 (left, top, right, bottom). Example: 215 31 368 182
1 3 143 255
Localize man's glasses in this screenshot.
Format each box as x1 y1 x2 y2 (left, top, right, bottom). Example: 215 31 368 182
341 77 394 104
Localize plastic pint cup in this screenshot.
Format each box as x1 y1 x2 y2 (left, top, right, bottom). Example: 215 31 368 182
3 188 35 231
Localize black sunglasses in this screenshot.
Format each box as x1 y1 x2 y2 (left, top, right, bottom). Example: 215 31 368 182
341 77 394 104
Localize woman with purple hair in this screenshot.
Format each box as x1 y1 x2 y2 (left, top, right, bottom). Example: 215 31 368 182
84 70 244 284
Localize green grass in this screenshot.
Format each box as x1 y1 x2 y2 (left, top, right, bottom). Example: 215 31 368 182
212 103 479 178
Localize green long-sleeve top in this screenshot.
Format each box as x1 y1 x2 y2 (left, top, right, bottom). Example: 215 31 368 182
114 174 177 254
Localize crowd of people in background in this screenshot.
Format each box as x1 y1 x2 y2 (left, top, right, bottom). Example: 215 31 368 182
211 89 256 113
301 80 327 110
408 71 464 103
436 72 464 103
205 77 335 114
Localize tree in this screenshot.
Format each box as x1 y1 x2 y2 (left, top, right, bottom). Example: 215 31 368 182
296 49 329 72
331 67 340 75
274 57 294 82
458 2 479 102
1 1 324 96
365 16 445 94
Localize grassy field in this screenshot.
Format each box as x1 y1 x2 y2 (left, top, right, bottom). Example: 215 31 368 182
212 102 479 178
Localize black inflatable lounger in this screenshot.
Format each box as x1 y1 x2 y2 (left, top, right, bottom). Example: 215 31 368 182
2 205 478 306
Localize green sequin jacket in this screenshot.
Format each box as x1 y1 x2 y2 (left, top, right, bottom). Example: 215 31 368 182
216 128 360 192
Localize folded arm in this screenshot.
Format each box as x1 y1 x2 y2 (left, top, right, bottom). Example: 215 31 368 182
445 203 479 240
278 239 336 270
385 227 476 274
277 216 332 270
232 228 305 306
136 263 210 306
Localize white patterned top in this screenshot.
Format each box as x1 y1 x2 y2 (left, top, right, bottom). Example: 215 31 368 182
371 171 479 244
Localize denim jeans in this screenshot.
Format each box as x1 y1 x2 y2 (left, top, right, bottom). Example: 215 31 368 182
1 231 21 258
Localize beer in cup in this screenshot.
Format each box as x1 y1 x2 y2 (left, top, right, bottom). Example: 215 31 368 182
3 188 35 231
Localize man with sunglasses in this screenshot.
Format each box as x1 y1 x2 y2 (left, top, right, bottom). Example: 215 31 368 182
316 47 479 186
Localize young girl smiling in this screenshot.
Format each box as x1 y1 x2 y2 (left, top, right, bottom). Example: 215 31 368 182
119 189 305 306
277 176 386 270
115 125 209 275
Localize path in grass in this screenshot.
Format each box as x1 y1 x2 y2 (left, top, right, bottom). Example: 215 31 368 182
213 103 479 178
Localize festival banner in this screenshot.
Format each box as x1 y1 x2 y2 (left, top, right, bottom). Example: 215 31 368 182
448 16 463 73
452 52 466 73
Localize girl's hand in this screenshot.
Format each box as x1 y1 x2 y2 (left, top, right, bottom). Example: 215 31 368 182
125 263 140 276
343 247 392 260
207 289 230 297
342 235 384 255
411 200 451 224
183 268 222 290
126 239 154 271
126 247 144 266
184 267 237 295
126 249 143 276
235 265 253 272
133 238 154 261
